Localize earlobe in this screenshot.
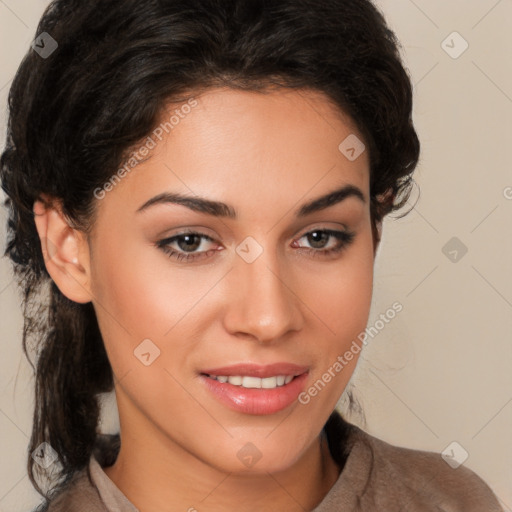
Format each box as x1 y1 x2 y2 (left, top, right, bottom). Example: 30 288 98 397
33 195 92 304
373 219 383 256
376 219 383 241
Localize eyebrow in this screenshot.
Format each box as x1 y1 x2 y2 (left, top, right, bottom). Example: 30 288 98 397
136 183 365 218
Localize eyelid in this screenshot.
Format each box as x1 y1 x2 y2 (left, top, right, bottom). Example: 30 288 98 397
158 222 351 246
156 224 356 263
157 225 218 239
295 222 349 237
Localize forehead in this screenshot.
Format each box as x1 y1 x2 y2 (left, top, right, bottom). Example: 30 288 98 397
94 87 370 222
158 86 367 168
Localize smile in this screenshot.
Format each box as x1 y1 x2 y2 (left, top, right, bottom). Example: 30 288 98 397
206 374 295 389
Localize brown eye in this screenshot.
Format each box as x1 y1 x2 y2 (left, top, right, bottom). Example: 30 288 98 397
292 229 356 258
175 234 203 252
157 231 218 262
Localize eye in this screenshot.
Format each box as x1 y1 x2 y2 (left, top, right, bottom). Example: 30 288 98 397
291 229 356 258
156 228 356 263
156 231 219 262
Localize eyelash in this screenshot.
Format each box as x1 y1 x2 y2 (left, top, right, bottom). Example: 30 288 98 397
156 228 356 263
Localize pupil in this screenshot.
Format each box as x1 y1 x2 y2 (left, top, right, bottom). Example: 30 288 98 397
308 231 327 249
178 234 200 252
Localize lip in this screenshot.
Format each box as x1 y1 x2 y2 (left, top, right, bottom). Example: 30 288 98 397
200 372 309 415
200 362 309 378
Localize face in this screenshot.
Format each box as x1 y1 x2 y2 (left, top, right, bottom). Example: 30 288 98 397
54 87 376 474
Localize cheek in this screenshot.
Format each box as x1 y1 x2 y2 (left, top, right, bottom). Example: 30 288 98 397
298 227 374 407
88 236 222 370
304 228 375 343
295 241 374 417
88 236 169 366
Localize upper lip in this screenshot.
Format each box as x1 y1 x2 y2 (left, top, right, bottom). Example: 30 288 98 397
200 363 309 378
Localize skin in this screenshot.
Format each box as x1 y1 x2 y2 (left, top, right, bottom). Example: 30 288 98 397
33 87 381 511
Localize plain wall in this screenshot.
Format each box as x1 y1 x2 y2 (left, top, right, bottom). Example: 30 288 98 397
0 1 511 511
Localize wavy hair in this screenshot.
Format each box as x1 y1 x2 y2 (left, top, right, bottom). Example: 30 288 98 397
0 0 419 504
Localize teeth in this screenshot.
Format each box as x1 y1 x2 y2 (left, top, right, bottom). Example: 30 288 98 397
208 374 296 389
261 377 277 389
243 376 262 388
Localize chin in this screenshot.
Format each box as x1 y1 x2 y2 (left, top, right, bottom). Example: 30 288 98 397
207 436 308 476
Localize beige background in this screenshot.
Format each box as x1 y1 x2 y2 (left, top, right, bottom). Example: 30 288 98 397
0 1 511 510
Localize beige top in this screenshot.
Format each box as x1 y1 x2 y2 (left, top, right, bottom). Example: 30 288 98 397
43 418 504 511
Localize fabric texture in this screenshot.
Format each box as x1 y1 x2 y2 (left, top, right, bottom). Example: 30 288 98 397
39 411 503 511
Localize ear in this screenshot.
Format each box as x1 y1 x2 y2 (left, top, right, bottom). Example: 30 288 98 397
33 194 92 304
372 187 394 256
372 219 383 257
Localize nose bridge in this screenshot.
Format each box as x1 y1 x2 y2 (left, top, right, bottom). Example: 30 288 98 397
224 239 303 342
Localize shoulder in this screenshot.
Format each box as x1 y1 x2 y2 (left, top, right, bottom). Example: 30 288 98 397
34 434 121 512
351 426 503 511
40 466 107 512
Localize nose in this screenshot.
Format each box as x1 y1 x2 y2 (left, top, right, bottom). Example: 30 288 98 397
222 245 304 344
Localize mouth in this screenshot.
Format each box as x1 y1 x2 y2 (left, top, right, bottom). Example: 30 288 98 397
202 373 299 389
199 363 310 415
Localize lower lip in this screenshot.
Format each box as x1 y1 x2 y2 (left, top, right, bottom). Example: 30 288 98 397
200 373 309 415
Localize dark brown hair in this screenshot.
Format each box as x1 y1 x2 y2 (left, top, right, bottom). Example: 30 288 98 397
0 0 419 506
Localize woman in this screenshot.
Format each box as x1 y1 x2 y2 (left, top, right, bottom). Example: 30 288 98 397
0 0 503 510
